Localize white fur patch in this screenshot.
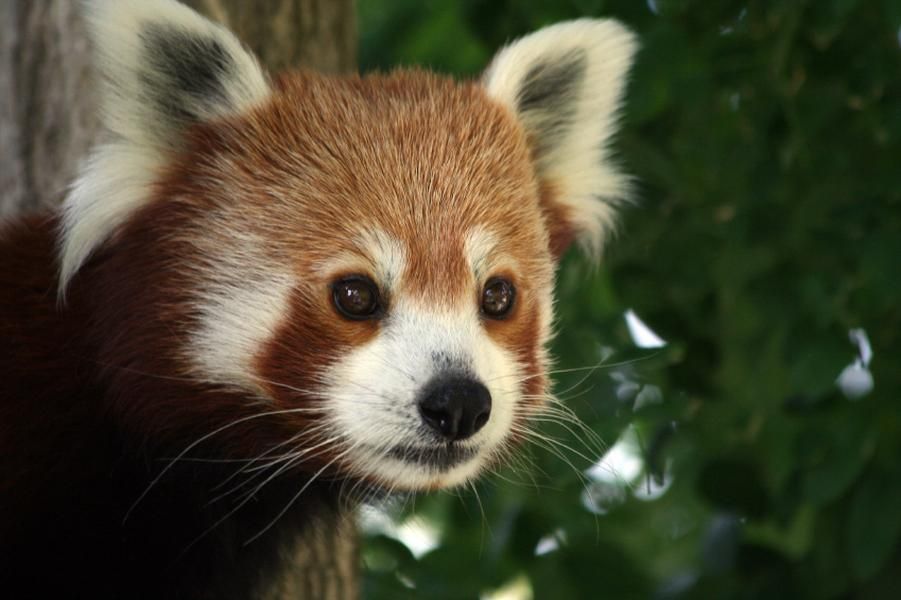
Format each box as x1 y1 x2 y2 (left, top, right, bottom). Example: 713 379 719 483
58 143 161 300
188 228 295 394
86 0 269 149
322 299 520 489
483 19 638 258
317 229 407 292
464 227 501 281
58 0 271 293
357 229 406 290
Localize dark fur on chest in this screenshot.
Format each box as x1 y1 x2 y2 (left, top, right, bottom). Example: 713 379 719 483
3 438 337 599
0 215 342 599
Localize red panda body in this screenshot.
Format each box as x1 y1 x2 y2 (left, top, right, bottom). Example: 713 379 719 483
0 1 636 597
0 214 335 598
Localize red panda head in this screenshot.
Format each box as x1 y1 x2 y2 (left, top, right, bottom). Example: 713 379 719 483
61 0 636 491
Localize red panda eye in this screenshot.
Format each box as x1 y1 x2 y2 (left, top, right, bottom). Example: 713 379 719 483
481 278 515 319
331 276 382 320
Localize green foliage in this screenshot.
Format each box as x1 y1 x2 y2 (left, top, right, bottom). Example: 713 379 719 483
358 1 901 597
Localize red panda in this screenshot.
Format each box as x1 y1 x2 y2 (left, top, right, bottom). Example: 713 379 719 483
0 0 636 597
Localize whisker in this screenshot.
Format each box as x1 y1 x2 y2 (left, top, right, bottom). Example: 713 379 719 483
516 409 607 457
485 353 659 387
124 406 332 523
208 428 336 504
520 400 607 444
510 424 594 490
178 438 351 558
230 435 343 505
243 445 357 546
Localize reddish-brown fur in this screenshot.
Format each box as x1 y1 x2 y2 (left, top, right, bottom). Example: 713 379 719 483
149 69 557 420
1 68 564 476
0 68 569 597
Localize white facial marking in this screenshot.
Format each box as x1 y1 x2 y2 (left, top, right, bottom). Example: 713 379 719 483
358 229 406 290
189 229 294 394
464 227 501 281
322 298 521 489
316 228 406 291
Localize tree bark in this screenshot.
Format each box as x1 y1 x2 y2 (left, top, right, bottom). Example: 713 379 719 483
0 1 99 217
0 1 360 598
263 515 360 600
184 0 356 74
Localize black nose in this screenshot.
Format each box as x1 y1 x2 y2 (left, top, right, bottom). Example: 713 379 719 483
418 377 492 441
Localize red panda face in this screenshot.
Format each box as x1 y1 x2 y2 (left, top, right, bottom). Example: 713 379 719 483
153 74 556 489
61 0 636 493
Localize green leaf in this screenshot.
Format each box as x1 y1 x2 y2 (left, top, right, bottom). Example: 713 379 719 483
847 470 901 581
697 458 770 518
798 417 873 507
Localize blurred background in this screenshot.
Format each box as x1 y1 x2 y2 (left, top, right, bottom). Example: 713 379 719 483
356 1 901 598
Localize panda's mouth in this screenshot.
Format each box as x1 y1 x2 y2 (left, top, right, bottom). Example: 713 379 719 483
386 443 479 470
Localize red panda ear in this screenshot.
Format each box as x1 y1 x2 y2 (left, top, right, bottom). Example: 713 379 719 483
86 0 270 151
483 19 637 261
58 0 271 294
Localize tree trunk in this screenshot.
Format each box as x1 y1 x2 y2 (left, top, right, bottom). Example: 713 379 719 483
0 1 99 217
0 1 360 598
183 0 356 74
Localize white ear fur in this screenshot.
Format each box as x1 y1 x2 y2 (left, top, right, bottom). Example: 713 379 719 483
483 19 637 258
59 0 270 294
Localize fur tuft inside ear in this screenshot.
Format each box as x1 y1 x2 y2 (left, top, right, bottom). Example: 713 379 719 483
58 0 270 294
483 19 637 259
